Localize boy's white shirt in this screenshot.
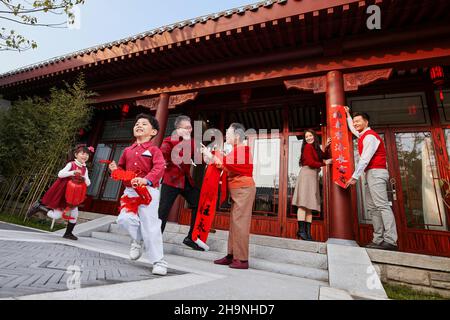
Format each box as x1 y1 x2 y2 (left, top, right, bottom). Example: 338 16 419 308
58 161 91 187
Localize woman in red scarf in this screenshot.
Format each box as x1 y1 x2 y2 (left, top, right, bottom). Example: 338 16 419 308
201 123 256 269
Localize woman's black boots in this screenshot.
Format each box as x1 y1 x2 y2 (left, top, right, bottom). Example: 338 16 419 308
297 221 308 240
305 222 314 241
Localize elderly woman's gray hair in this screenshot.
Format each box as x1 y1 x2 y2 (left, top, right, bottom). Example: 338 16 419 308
229 122 246 142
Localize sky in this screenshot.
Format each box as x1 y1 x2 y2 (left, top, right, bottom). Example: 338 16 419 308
0 0 259 74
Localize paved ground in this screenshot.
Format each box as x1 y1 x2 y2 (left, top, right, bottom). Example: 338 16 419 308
0 222 45 233
0 227 327 300
0 240 184 298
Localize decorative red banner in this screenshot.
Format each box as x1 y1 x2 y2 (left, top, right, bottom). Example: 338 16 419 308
329 105 353 188
192 163 226 245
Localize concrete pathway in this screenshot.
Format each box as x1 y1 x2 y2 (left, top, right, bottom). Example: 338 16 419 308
0 229 326 300
0 222 45 233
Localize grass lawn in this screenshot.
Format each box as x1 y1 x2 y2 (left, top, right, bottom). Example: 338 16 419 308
383 282 449 300
0 212 66 232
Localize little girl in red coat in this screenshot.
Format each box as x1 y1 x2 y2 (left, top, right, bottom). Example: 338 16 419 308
26 145 93 240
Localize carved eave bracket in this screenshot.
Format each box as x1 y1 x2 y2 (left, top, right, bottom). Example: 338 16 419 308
136 92 198 110
343 68 393 92
284 76 326 93
284 68 393 93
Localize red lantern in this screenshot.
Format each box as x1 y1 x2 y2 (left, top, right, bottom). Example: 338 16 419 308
62 174 87 220
430 66 445 106
65 174 87 207
240 88 252 104
122 103 130 116
120 103 130 126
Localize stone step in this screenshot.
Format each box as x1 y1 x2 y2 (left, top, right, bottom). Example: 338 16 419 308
163 242 329 282
104 224 328 270
91 230 329 282
162 230 328 270
110 223 327 254
91 231 132 245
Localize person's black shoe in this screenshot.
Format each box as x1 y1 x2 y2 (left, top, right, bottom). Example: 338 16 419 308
365 242 384 249
379 241 398 251
183 237 204 251
26 201 42 218
63 233 78 241
63 222 78 241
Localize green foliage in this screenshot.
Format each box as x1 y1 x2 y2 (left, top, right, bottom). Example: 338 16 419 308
0 75 93 176
0 211 66 231
0 75 94 217
383 282 448 300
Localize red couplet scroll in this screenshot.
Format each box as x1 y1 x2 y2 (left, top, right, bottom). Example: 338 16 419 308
192 164 225 244
329 105 353 188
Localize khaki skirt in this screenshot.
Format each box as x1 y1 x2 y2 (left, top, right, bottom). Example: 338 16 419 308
292 166 321 212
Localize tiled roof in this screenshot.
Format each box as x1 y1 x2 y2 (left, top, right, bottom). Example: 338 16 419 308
0 0 287 78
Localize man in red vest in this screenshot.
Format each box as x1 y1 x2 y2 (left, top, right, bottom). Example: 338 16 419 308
344 107 398 251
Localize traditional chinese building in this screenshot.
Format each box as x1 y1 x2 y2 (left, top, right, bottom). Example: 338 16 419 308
1 0 449 257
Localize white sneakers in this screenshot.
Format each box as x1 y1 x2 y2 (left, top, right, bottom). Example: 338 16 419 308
152 260 168 276
129 241 167 276
129 240 143 260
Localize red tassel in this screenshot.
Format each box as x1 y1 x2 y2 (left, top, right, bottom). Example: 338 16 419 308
111 169 136 182
119 196 142 215
440 89 444 103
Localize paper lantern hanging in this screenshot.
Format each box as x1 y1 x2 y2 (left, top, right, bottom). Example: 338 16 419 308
120 104 130 126
240 88 252 104
430 66 445 107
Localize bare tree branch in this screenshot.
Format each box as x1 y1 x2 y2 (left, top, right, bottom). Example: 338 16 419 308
0 0 86 51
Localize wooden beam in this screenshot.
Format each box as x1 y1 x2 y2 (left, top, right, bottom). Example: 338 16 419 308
298 14 307 45
128 40 450 99
312 11 320 43
270 19 284 48
351 1 366 35
285 16 297 47
247 25 265 53
258 22 273 49
325 7 335 39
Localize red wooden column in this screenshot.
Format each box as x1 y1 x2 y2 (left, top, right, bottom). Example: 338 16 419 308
153 93 170 147
326 70 355 241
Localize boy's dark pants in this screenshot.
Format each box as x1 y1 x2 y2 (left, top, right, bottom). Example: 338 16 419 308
158 177 200 239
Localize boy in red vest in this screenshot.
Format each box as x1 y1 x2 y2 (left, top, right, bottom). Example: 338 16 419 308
344 107 398 251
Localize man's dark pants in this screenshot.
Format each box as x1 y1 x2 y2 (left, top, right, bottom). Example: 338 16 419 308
158 177 200 239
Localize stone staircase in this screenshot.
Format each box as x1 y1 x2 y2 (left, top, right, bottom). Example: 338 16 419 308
91 222 329 282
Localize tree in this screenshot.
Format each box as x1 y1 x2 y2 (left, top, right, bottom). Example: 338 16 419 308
0 0 86 51
0 75 94 217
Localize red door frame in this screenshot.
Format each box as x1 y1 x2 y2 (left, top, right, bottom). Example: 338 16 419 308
354 126 450 256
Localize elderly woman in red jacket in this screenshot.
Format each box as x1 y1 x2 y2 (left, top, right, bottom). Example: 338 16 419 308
201 123 256 269
292 129 332 241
